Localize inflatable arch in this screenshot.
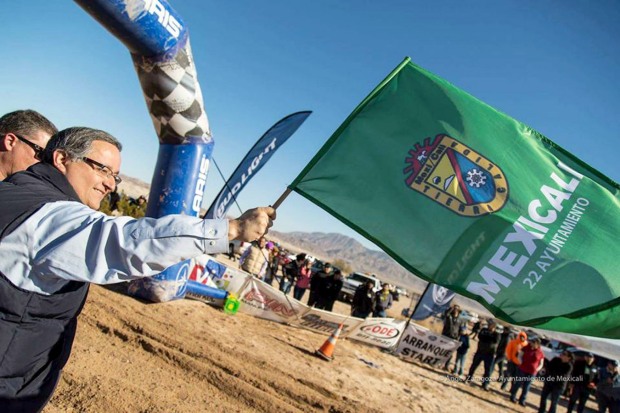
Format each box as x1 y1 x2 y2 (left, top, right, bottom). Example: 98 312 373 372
75 0 212 300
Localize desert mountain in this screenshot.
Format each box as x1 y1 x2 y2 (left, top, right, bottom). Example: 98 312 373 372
269 230 427 292
116 174 150 199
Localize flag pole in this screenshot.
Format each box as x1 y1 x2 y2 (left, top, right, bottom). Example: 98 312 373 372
390 282 431 354
272 187 292 210
212 158 244 215
409 282 431 320
266 186 291 285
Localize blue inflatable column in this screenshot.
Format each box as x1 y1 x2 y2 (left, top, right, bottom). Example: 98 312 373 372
75 0 214 301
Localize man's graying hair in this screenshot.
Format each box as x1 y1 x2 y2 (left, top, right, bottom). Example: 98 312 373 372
42 127 122 164
0 109 58 137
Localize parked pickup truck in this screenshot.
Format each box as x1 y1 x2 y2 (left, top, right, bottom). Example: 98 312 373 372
339 272 382 303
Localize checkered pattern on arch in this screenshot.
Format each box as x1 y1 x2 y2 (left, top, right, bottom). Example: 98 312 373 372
133 40 211 144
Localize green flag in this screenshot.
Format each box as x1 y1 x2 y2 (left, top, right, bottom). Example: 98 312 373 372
290 57 620 338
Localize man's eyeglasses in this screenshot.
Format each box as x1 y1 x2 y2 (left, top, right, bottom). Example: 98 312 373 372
14 134 44 160
81 157 122 185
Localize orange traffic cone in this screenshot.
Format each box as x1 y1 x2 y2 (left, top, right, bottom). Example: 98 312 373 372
315 323 344 361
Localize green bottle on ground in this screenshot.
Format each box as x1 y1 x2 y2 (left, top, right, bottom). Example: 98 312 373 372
223 293 240 315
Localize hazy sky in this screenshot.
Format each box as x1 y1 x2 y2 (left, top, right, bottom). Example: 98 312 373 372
1 1 618 249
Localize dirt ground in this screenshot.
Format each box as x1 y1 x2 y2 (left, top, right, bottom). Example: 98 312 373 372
44 254 599 413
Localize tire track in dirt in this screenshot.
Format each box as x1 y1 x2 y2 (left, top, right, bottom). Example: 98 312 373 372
49 284 537 413
66 287 376 413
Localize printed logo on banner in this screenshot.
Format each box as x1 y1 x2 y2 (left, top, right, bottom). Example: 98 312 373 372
361 323 400 339
242 289 298 318
174 260 190 296
404 134 509 217
206 260 226 279
189 264 205 284
431 285 455 306
192 155 210 214
189 259 227 285
213 266 247 292
214 138 278 219
141 0 183 38
300 313 352 334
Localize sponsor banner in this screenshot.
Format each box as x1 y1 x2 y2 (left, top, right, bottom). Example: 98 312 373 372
199 256 251 294
347 318 406 348
237 277 308 323
295 309 363 336
395 323 461 367
127 257 193 302
188 255 219 287
410 283 456 321
204 111 311 219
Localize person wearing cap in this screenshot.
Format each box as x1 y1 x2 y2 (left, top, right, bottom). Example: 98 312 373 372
465 319 500 390
537 350 573 413
510 337 545 406
595 359 620 413
567 352 597 413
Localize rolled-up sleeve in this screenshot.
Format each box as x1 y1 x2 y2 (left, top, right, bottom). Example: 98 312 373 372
0 201 228 293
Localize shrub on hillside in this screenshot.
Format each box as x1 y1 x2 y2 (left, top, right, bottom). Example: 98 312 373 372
100 192 146 219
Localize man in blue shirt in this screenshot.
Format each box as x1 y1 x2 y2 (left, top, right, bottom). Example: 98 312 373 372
0 127 275 411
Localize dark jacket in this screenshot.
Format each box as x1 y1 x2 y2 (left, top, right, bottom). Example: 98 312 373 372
543 356 573 390
474 327 501 355
596 367 620 400
496 330 511 357
283 260 303 283
351 284 375 317
570 358 597 388
0 164 89 409
310 270 330 293
457 334 470 355
324 275 343 303
442 311 463 339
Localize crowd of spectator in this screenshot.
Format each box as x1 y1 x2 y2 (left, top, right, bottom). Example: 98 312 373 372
230 242 402 318
440 304 619 412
